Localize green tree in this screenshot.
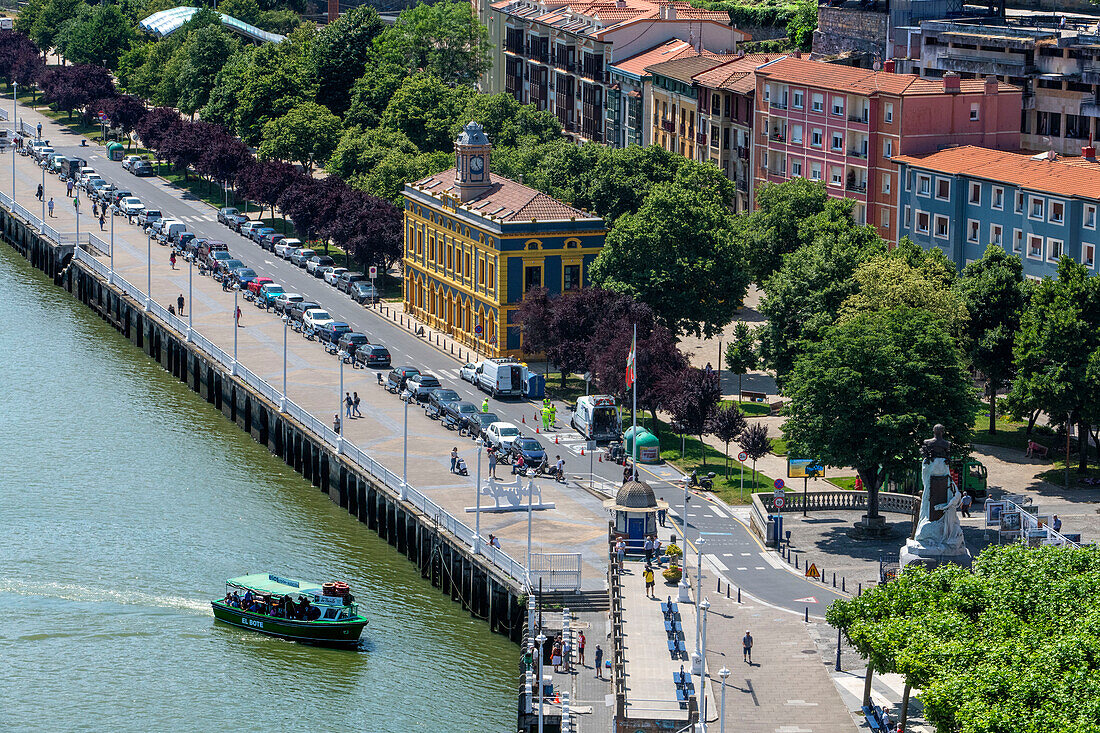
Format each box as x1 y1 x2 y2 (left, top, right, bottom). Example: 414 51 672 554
127 37 180 102
784 306 977 535
757 208 886 383
380 72 474 152
116 41 152 92
29 0 82 57
174 25 239 115
739 177 833 281
216 0 262 24
590 179 749 338
724 322 758 399
259 101 342 170
230 26 316 144
311 5 384 116
15 0 49 37
328 126 420 182
588 144 684 225
199 47 252 130
374 0 490 85
956 245 1027 435
344 56 407 129
711 405 747 477
1010 257 1100 472
449 92 562 149
786 0 817 51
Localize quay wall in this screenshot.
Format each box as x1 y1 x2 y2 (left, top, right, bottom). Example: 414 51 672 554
0 205 528 644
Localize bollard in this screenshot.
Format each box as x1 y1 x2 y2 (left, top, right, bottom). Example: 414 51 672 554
858 582 862 596
795 556 799 569
717 578 721 593
726 584 730 599
737 587 741 603
821 567 826 584
804 607 809 622
842 577 846 593
833 573 836 588
835 627 842 672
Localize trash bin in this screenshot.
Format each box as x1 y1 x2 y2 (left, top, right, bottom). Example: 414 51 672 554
106 142 124 161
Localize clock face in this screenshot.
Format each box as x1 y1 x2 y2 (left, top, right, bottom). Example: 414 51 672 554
470 155 484 175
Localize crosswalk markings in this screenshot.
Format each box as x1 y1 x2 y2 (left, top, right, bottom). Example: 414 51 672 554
709 556 729 571
709 503 728 518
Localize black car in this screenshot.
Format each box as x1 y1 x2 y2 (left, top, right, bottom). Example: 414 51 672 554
216 258 245 277
351 281 379 304
510 436 547 465
465 411 502 439
356 343 391 368
217 207 239 225
443 400 479 428
386 366 419 392
337 332 370 356
338 271 366 293
426 388 461 415
316 320 352 344
131 161 154 177
287 299 321 323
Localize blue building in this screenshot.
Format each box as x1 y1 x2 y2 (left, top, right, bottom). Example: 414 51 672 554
894 145 1099 279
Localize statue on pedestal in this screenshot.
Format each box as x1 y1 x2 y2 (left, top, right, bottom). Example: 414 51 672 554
900 425 971 569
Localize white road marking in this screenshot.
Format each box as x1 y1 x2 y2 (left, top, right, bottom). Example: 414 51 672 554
709 503 729 518
709 556 729 571
737 567 748 571
755 566 766 570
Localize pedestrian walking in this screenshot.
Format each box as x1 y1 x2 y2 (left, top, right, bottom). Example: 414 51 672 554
657 508 667 527
743 631 753 664
594 645 604 679
643 536 654 565
47 197 54 217
36 122 42 140
169 252 176 269
66 180 73 197
578 632 586 666
488 446 499 479
960 492 973 518
333 413 341 434
99 212 105 230
615 539 625 567
1053 514 1062 532
450 446 459 473
551 641 562 673
549 403 557 428
36 183 43 200
235 305 242 326
541 406 551 432
352 392 362 417
481 397 489 413
644 565 655 598
344 392 353 418
654 537 663 565
562 638 571 673
177 294 185 315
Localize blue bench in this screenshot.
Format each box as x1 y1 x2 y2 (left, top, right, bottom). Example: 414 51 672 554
664 619 682 634
661 601 678 616
861 706 884 731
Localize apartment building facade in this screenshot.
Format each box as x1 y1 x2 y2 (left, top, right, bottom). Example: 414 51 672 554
894 145 1099 278
478 0 746 143
754 57 1020 242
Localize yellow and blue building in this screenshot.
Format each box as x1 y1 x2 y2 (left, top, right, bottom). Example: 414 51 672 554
402 121 607 357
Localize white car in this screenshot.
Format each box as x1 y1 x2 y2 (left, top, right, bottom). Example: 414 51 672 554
274 238 302 258
460 362 478 383
484 422 521 452
119 197 145 216
239 221 262 238
302 308 334 331
121 155 144 171
273 293 303 314
324 267 348 286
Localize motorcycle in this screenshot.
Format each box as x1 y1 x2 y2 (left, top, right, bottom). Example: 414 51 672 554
687 471 715 491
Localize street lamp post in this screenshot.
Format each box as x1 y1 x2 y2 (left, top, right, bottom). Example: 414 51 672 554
718 667 730 733
336 351 346 453
108 201 114 284
474 438 483 554
693 537 706 674
40 161 45 223
10 81 15 201
186 255 193 341
679 478 691 603
535 633 546 733
231 286 238 375
527 476 534 588
698 598 711 731
145 229 151 311
401 395 408 501
279 315 288 411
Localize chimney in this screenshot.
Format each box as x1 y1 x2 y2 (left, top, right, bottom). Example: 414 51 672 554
984 74 998 95
791 50 801 59
943 72 961 94
659 2 676 20
1084 145 1097 161
883 59 895 73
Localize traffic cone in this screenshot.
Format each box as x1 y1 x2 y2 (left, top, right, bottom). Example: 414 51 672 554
581 448 585 456
522 415 526 424
536 426 540 433
599 454 602 463
555 435 559 444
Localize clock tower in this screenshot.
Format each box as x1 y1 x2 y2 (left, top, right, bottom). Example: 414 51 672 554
454 121 493 203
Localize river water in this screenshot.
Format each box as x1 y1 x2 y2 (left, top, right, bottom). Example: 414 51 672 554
0 246 516 732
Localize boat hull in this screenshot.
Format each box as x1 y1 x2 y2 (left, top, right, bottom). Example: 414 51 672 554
211 602 367 648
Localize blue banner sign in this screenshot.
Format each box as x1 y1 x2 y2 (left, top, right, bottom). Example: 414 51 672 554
268 574 299 588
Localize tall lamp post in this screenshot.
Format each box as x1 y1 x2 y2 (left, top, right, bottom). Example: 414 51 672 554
535 632 546 733
692 537 706 674
40 159 45 223
336 350 346 453
145 229 151 311
108 199 114 284
280 314 288 411
697 598 711 732
400 394 408 501
474 437 483 554
679 478 692 603
10 81 15 201
231 286 238 375
527 476 534 589
718 667 730 733
186 254 193 341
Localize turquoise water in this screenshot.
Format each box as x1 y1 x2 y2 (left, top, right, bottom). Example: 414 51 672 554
0 246 516 732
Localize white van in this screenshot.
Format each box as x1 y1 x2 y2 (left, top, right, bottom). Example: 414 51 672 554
571 395 622 442
159 220 187 243
475 357 525 398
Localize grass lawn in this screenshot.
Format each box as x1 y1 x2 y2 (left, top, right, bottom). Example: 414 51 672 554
626 415 776 505
720 399 771 417
827 476 859 490
543 372 589 404
770 437 789 456
970 412 1034 452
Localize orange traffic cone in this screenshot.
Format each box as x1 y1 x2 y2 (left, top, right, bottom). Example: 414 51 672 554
581 448 585 456
599 454 603 462
522 415 526 424
555 435 559 444
536 426 540 433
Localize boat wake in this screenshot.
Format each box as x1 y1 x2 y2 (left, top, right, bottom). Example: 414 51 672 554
0 578 210 614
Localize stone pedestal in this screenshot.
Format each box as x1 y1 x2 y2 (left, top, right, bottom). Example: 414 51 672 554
849 513 893 540
899 541 972 571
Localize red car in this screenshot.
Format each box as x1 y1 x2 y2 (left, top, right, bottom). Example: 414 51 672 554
247 277 274 296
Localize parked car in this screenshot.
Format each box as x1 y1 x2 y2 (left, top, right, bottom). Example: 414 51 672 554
85 177 107 195
274 238 302 258
110 189 132 206
465 411 502 439
131 161 154 176
406 373 442 402
137 209 162 227
509 436 546 465
207 250 234 271
307 255 335 276
460 363 478 383
316 320 351 344
259 232 284 251
356 343 391 369
287 300 322 323
217 207 239 225
426 388 462 417
443 400 479 428
230 266 257 287
386 366 420 392
258 283 286 309
336 332 370 356
291 249 316 267
119 197 145 216
225 213 248 231
35 146 55 163
302 308 334 332
246 277 275 297
49 155 67 174
324 267 348 286
121 155 146 171
273 293 303 315
337 271 366 293
250 226 276 244
157 220 187 244
351 282 379 304
484 422 521 452
239 221 263 239
216 258 245 278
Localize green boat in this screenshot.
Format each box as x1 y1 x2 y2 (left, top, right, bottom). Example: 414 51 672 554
211 573 368 648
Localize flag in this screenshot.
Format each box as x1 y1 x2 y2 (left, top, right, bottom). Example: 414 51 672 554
625 332 636 388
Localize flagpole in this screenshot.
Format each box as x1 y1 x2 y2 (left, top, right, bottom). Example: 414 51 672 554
632 323 637 481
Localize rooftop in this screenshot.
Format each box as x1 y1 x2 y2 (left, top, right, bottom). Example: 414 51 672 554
610 38 703 77
893 145 1100 199
646 54 731 84
493 0 736 42
691 53 774 93
409 169 603 224
756 57 1019 96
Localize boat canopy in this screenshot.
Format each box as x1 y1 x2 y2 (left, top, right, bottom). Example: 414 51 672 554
226 573 324 597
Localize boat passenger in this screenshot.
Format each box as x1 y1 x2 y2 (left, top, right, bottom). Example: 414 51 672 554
242 590 253 607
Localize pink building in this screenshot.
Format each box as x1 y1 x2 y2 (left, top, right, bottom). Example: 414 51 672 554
753 57 1021 243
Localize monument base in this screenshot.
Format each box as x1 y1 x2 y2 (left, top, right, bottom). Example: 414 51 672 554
899 541 972 571
848 514 895 540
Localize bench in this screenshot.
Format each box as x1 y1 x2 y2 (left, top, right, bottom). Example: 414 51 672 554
661 601 678 616
741 391 785 416
664 619 682 634
861 706 884 731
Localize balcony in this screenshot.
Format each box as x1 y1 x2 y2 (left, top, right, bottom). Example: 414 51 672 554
1082 63 1100 85
848 149 867 159
737 147 749 160
696 133 708 145
846 181 868 193
848 113 869 124
661 120 676 133
771 132 785 143
1082 100 1100 117
769 100 788 110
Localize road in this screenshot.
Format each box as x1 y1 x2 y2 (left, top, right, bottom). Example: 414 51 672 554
24 111 843 615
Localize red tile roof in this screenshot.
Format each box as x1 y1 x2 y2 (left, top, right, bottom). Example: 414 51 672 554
691 54 773 93
497 0 734 40
892 146 1100 198
646 55 731 83
611 38 700 76
411 169 602 223
756 57 1019 96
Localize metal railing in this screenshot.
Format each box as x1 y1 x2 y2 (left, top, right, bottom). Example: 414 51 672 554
530 553 582 592
69 248 532 590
